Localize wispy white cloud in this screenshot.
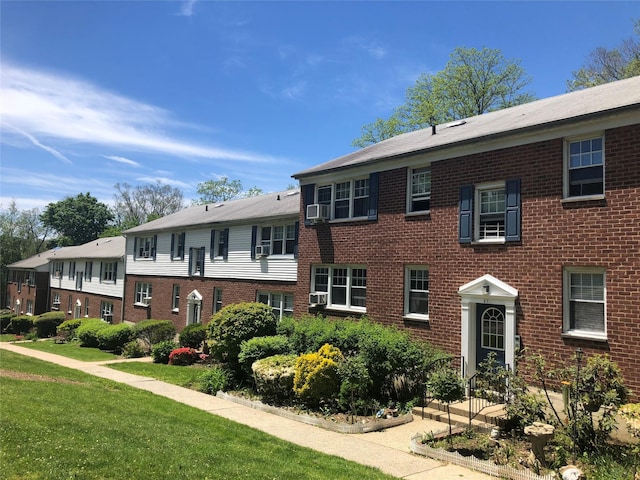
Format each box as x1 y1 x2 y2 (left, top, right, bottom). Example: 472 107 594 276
135 176 192 189
178 0 198 17
344 36 387 59
281 82 307 100
103 155 140 167
5 123 71 164
0 63 291 166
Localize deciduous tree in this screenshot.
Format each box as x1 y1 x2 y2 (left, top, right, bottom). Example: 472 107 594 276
113 181 184 229
40 193 113 246
352 47 534 147
193 176 262 205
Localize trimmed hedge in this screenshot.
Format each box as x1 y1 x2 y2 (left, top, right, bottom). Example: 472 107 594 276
96 323 135 353
34 311 66 338
207 302 277 367
252 354 297 404
134 320 176 352
179 323 207 349
7 316 34 335
238 335 291 377
76 318 110 348
152 340 179 364
57 319 84 341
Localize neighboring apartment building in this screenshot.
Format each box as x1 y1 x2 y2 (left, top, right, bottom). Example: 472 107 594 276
122 190 300 331
292 77 640 396
48 236 126 323
5 248 60 316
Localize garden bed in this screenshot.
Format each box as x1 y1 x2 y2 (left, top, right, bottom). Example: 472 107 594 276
216 391 413 434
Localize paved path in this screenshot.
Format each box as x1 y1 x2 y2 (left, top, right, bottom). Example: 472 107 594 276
1 342 493 479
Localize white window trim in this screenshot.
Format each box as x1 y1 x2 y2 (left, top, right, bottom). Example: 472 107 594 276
136 236 155 259
473 181 506 244
259 224 297 257
403 266 429 322
134 282 152 307
406 167 431 215
316 178 370 222
102 262 117 283
562 267 607 341
172 284 180 312
257 291 294 320
311 265 367 313
562 132 605 201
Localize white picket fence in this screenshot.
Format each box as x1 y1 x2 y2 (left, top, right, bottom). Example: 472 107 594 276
410 434 557 480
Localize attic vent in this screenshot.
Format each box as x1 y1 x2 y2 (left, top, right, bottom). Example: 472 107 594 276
286 191 300 197
214 203 224 208
446 120 467 128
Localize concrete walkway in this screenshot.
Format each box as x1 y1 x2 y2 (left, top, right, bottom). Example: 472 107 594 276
0 342 493 479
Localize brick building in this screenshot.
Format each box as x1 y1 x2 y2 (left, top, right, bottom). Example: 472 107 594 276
292 77 640 396
5 248 59 316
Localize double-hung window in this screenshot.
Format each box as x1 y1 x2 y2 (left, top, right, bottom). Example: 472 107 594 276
101 262 117 283
172 284 180 311
189 247 206 276
53 261 63 278
210 228 229 260
408 167 431 213
305 174 378 223
68 261 76 280
565 135 604 199
135 235 156 259
213 288 223 314
171 232 186 260
459 179 521 244
85 262 93 282
52 292 61 309
134 282 152 306
312 265 367 311
101 301 114 323
564 268 606 340
257 292 294 320
404 267 429 320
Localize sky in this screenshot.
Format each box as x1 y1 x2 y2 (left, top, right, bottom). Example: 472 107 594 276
1 1 638 212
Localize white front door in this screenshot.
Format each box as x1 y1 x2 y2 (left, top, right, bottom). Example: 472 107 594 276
186 290 203 325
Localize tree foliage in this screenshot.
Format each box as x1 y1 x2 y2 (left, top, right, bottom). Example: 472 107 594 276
193 176 263 205
113 181 184 229
567 19 640 91
40 193 113 246
352 47 535 147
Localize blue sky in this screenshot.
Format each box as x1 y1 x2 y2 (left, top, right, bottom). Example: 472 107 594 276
1 1 638 212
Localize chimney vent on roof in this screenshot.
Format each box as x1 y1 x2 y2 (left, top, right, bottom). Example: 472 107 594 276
205 205 208 211
432 125 436 135
277 195 281 201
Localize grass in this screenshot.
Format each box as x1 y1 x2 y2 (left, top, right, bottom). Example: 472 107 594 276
13 339 119 361
0 334 19 342
0 350 394 480
108 360 206 389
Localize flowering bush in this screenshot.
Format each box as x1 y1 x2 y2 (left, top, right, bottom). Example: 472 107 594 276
168 347 200 366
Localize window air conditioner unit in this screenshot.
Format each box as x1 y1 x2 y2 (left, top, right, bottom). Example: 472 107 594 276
306 203 330 223
142 252 150 258
255 245 270 257
308 292 328 306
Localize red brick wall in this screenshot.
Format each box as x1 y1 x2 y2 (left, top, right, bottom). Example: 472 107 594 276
123 275 296 332
48 288 123 323
295 124 640 397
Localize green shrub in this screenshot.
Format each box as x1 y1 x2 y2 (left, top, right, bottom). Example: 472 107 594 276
338 355 373 415
56 319 84 341
293 344 344 408
168 347 200 366
252 354 297 403
76 318 110 348
121 340 146 358
0 312 14 333
134 320 176 352
207 302 277 367
426 367 465 440
96 323 135 353
151 340 179 364
179 323 207 349
198 366 229 394
238 335 291 377
34 311 66 338
7 315 34 335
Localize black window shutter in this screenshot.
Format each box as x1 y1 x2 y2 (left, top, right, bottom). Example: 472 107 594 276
293 221 300 259
505 179 521 242
170 234 175 258
99 262 103 283
152 235 158 260
223 228 229 260
368 172 379 220
188 247 193 275
302 184 316 226
133 238 137 261
113 263 118 284
199 247 205 275
210 230 216 260
251 226 257 259
180 232 186 260
459 185 474 244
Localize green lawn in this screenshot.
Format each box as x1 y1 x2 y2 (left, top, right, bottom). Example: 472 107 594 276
0 351 395 480
14 339 119 361
0 334 19 342
108 360 206 389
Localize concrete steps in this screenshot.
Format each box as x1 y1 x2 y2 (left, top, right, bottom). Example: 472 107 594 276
413 398 507 433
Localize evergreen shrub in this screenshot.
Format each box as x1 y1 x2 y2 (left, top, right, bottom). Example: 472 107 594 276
151 340 178 364
252 354 297 403
293 344 344 407
179 323 207 349
7 315 34 335
34 311 66 338
238 335 291 377
134 320 176 352
76 319 110 348
96 323 135 353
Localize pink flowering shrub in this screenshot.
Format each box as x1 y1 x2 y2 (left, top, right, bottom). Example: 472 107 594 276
168 347 200 366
